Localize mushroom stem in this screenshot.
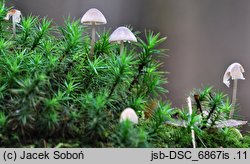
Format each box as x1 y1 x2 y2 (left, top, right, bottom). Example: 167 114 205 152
187 97 196 148
120 41 124 55
191 127 196 148
90 24 96 56
230 79 238 117
12 18 16 38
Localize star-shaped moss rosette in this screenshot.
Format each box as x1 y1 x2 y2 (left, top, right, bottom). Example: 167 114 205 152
164 86 248 135
165 93 248 130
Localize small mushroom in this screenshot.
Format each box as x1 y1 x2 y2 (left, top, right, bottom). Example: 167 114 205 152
4 9 22 37
109 26 137 55
120 107 138 124
223 63 245 117
81 8 107 56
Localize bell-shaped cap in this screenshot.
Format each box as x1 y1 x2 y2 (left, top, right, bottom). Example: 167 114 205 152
109 26 137 44
4 9 22 23
81 8 107 25
120 108 138 124
223 63 245 87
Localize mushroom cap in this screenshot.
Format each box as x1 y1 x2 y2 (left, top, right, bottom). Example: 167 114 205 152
223 63 245 87
81 8 107 25
120 107 138 124
4 9 22 23
109 26 137 44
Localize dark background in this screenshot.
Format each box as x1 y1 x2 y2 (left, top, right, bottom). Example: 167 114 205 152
7 0 250 130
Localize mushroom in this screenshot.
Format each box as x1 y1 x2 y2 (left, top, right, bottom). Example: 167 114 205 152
223 63 245 117
120 107 138 124
187 97 196 148
109 26 137 55
81 8 107 56
4 9 22 37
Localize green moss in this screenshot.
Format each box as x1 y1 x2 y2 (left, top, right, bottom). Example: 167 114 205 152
0 2 249 148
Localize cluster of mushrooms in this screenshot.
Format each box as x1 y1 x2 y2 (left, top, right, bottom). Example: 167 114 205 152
81 8 138 123
81 8 137 56
4 8 139 124
4 8 248 145
80 9 248 138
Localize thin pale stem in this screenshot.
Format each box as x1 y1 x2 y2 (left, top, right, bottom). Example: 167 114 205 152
187 97 196 148
230 79 238 118
90 24 96 56
12 19 16 38
191 128 196 148
120 41 124 55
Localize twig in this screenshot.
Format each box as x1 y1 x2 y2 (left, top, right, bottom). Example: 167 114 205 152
194 94 202 114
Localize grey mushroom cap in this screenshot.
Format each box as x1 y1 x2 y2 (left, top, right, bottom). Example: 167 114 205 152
81 8 107 25
109 26 137 44
223 63 245 87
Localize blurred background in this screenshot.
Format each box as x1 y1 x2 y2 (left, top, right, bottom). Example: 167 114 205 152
7 0 250 130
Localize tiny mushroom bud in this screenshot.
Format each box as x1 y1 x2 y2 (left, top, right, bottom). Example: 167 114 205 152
4 9 22 37
120 107 138 124
109 26 137 55
223 63 245 117
81 8 107 56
